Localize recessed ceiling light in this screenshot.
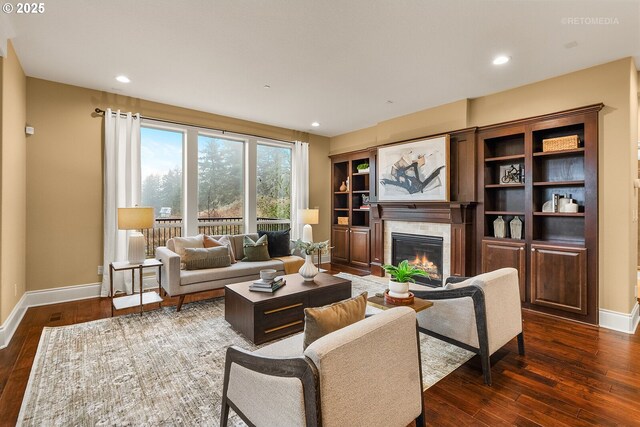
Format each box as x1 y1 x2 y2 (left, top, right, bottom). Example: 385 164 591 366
263 84 271 89
492 56 510 65
115 75 131 83
311 122 320 127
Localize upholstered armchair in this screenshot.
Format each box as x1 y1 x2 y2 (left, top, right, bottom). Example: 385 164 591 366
410 267 525 386
220 307 425 427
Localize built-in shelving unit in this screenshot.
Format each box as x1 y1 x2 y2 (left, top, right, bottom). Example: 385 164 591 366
330 150 374 269
478 104 602 325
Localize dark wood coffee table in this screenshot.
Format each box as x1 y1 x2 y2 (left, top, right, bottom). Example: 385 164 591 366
225 273 352 344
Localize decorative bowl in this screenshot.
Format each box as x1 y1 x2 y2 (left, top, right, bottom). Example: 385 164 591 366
260 269 277 281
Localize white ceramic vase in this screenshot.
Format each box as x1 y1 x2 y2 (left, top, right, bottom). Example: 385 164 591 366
388 280 410 298
299 254 319 282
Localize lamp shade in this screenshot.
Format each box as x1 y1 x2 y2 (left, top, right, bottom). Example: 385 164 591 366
118 207 155 230
298 208 319 225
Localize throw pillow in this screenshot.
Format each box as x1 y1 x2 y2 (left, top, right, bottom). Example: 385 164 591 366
172 235 205 269
242 235 271 261
303 292 368 350
258 229 291 257
183 246 231 270
203 235 237 263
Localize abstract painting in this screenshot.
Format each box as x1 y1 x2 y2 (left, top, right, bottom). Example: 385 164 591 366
377 135 449 201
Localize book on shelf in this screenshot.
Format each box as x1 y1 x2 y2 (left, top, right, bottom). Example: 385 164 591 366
249 280 286 293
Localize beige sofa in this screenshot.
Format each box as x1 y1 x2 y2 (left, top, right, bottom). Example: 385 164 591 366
155 233 302 310
221 306 425 427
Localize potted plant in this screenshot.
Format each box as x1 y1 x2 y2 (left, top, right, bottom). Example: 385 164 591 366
294 239 329 281
356 163 369 173
382 260 429 298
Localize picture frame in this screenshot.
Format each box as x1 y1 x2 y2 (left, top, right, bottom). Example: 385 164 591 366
499 164 523 184
377 135 450 202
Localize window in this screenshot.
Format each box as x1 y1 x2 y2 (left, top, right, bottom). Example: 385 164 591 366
140 126 184 218
140 126 185 255
198 135 245 235
256 143 292 232
139 121 293 255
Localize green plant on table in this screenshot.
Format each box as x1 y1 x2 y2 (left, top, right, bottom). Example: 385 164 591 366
357 163 369 171
382 260 429 283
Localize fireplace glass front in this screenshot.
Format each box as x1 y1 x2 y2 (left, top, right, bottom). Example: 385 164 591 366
391 232 444 287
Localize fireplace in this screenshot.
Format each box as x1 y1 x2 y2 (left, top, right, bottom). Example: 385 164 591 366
391 232 444 287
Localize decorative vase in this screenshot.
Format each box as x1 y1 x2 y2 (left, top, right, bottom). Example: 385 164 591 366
493 215 506 238
339 181 347 192
299 254 319 282
510 216 523 240
388 280 410 298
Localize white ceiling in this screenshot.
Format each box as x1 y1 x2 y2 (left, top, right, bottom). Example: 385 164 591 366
5 0 640 137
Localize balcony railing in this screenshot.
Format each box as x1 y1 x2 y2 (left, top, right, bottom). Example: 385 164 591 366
143 217 291 257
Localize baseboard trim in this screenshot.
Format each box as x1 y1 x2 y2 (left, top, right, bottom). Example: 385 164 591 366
0 282 102 349
0 293 28 350
599 302 640 334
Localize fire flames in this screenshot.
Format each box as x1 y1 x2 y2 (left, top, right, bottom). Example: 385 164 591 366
410 253 441 279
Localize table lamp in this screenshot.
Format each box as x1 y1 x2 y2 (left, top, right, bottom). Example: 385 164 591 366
118 207 155 264
298 208 319 243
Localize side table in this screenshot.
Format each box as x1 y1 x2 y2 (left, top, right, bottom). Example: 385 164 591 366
109 259 163 316
367 294 433 313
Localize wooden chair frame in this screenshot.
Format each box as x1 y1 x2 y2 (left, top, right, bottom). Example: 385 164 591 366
220 322 426 426
412 276 525 386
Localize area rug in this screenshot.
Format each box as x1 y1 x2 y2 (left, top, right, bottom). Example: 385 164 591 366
18 274 473 426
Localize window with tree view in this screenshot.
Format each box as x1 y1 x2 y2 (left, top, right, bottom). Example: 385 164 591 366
139 120 294 256
257 143 291 232
141 126 184 219
198 135 244 234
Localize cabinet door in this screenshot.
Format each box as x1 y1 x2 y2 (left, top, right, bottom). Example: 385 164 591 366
530 244 587 315
481 239 526 302
350 228 370 268
331 227 350 263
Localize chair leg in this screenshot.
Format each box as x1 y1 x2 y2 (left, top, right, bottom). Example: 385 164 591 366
517 332 525 356
220 400 229 427
177 295 186 312
480 351 492 386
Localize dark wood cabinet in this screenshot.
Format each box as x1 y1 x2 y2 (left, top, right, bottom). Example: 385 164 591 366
531 244 587 315
331 227 350 263
350 228 370 268
330 150 373 269
481 239 526 302
477 104 602 324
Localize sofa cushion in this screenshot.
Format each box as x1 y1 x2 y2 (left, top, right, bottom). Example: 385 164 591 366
183 247 231 270
204 235 237 263
172 235 204 256
179 259 286 285
243 235 271 262
258 229 291 257
303 292 368 350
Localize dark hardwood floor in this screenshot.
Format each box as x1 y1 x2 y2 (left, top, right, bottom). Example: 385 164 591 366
1 264 639 426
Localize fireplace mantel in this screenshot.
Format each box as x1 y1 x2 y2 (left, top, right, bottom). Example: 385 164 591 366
371 201 476 224
369 201 476 278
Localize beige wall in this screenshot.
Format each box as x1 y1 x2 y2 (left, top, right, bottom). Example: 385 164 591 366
0 42 27 323
329 99 468 155
330 58 638 314
26 78 330 291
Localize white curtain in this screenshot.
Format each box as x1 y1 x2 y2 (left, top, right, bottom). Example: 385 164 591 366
101 109 141 297
291 141 310 240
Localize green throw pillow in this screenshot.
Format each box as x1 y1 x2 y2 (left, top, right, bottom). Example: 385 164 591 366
242 235 271 261
183 246 231 270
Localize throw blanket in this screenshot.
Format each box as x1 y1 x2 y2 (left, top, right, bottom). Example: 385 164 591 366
273 256 305 274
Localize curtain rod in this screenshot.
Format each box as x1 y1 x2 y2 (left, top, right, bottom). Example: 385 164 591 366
93 108 295 144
